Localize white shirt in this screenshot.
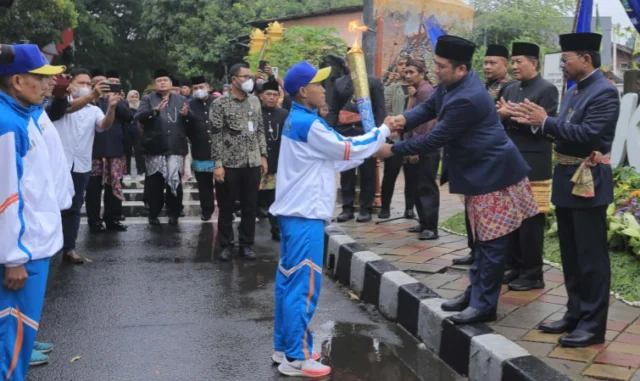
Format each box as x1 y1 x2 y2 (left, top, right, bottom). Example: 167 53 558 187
53 103 105 173
36 110 74 210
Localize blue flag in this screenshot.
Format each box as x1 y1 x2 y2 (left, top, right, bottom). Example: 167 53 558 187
424 15 446 50
567 0 593 89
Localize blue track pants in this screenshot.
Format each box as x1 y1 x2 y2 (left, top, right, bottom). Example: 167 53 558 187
274 216 324 361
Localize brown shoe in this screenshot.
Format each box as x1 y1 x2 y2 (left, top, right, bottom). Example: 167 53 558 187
63 250 85 264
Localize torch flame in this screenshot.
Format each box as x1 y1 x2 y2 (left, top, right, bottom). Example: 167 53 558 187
347 20 367 54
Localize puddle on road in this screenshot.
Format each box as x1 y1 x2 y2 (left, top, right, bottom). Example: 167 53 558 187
321 323 420 381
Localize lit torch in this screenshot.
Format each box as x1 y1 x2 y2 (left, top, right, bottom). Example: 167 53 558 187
347 20 375 133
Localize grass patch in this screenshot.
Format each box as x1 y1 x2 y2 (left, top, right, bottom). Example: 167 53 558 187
440 212 640 302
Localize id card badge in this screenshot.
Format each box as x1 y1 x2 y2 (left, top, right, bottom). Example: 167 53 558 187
248 121 255 132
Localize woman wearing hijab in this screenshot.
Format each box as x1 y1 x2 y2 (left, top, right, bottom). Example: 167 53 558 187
127 90 146 180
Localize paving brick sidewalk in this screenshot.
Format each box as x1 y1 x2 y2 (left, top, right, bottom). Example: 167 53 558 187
334 172 640 381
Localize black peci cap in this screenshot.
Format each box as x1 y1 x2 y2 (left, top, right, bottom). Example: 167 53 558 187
435 35 476 62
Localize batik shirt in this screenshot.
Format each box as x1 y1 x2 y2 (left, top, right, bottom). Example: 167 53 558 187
486 75 513 103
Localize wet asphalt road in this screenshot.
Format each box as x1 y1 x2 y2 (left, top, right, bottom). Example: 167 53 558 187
29 214 462 381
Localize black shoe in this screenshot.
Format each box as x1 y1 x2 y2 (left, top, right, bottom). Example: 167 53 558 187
219 247 233 261
148 217 161 225
240 246 257 260
408 225 423 233
337 211 354 222
502 269 519 284
559 330 604 348
508 278 545 292
452 254 474 266
89 222 106 233
539 320 577 334
168 217 179 225
404 209 415 219
115 215 126 221
378 208 390 219
419 230 438 240
105 221 128 231
450 307 497 325
356 211 372 223
441 293 471 312
201 214 212 222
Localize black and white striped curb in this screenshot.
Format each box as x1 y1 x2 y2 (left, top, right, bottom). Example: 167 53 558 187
324 225 571 381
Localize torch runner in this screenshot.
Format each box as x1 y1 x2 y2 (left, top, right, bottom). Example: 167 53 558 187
347 21 376 133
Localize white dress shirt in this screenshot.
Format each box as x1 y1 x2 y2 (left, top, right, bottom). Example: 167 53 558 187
53 103 105 173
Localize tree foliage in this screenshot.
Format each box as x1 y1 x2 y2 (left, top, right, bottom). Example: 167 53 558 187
469 0 574 49
140 0 359 83
245 27 348 75
0 0 78 45
53 0 169 92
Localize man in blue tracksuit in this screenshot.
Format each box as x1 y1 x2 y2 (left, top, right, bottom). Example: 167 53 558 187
269 61 398 377
0 44 66 381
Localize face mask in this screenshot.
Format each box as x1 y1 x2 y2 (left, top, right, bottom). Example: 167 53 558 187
223 91 229 96
241 78 254 94
129 101 140 109
194 89 208 99
75 86 91 98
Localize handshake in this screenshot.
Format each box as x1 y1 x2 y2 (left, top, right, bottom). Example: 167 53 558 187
374 114 407 159
384 115 406 134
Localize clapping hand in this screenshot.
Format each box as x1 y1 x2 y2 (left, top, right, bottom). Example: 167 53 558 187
156 96 169 112
180 102 189 116
510 99 547 127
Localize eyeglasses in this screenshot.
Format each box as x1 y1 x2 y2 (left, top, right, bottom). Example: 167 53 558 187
560 55 583 64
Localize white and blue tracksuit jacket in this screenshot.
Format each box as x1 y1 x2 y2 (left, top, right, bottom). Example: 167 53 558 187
269 102 390 220
0 92 62 267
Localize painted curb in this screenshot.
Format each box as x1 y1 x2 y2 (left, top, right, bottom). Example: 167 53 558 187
324 224 569 381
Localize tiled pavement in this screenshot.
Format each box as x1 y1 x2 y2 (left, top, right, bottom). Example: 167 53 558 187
334 172 640 381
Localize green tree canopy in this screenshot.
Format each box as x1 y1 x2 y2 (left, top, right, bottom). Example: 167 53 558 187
245 26 348 75
0 0 78 45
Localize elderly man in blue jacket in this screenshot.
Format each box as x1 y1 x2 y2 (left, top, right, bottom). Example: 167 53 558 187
378 35 538 324
511 32 620 348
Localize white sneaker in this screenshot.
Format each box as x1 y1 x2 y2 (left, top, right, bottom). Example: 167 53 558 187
272 351 320 364
124 175 132 181
137 174 145 181
278 358 331 378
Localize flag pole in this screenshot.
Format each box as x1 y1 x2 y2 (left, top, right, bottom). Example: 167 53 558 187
562 0 582 98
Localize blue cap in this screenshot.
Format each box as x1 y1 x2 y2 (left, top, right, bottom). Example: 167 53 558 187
283 61 331 96
0 44 65 77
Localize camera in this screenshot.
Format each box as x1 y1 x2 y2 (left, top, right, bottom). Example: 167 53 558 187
0 44 15 65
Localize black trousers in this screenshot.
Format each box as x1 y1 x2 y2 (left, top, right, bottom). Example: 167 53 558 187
194 171 215 217
259 189 279 234
415 154 440 233
126 133 146 175
216 166 261 248
556 205 610 338
86 176 123 224
380 154 418 210
341 157 376 213
146 173 183 219
465 205 475 252
506 213 545 277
